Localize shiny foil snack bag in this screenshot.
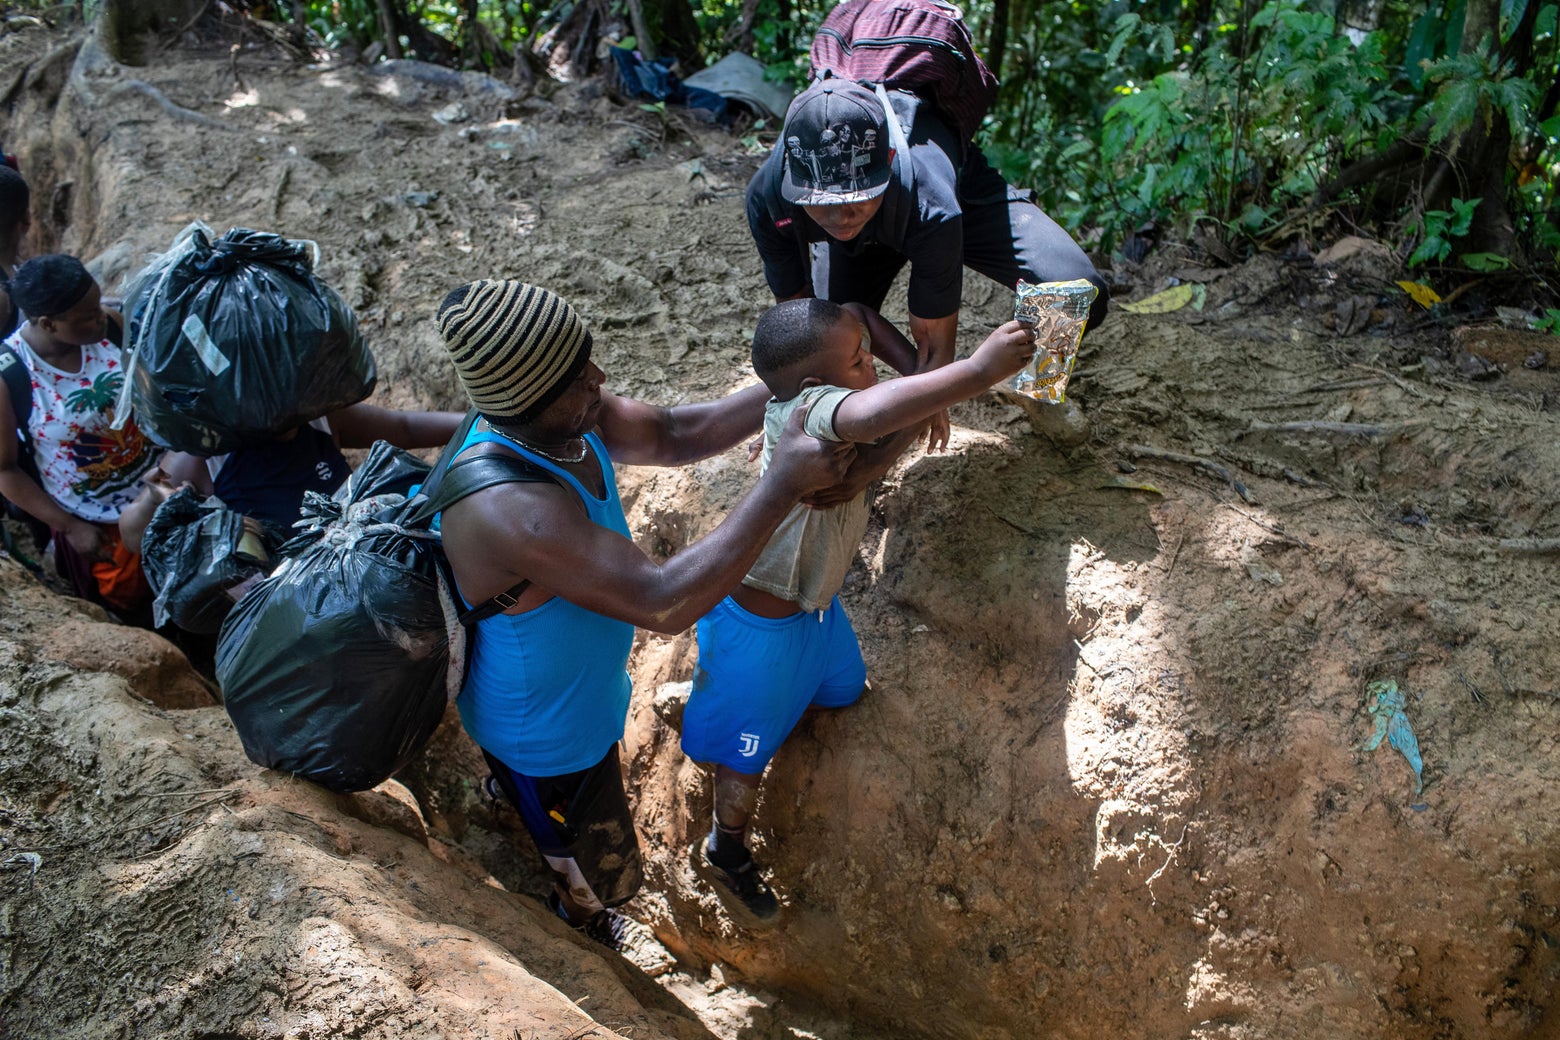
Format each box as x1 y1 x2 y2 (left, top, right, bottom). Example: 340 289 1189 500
1007 278 1098 403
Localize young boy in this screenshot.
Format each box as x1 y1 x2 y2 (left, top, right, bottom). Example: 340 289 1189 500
681 297 1038 927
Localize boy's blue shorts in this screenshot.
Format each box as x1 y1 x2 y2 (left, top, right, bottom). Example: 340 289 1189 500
680 594 865 772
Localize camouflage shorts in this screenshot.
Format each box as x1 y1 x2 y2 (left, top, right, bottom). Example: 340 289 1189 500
483 744 643 909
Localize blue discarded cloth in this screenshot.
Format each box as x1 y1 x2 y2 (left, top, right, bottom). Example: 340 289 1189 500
610 47 729 123
1361 678 1424 796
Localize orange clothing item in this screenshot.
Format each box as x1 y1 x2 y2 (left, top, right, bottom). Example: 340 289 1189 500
88 524 149 612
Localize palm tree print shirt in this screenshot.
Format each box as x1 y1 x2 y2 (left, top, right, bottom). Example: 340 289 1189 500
7 328 157 523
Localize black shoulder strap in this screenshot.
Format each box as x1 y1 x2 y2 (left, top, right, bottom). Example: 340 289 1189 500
411 408 482 510
413 410 562 518
442 449 562 627
416 410 568 626
877 88 919 246
428 447 557 514
0 341 30 433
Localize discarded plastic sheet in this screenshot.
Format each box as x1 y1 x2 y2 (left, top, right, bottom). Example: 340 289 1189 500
1361 678 1424 796
680 51 795 121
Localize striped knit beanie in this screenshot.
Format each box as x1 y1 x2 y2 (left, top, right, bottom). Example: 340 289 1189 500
436 280 591 423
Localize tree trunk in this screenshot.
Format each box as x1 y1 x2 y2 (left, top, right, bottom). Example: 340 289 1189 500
986 0 1009 80
459 0 477 63
1338 0 1384 36
645 0 702 66
376 0 403 59
724 0 763 54
1187 0 1215 59
776 0 793 61
1445 0 1518 256
571 3 598 79
459 0 511 70
462 0 479 51
545 0 607 79
287 0 307 50
624 0 657 60
99 0 205 65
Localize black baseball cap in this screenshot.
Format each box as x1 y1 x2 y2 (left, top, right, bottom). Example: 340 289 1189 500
779 79 893 206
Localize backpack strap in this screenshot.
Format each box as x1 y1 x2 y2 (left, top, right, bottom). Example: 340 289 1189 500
415 410 568 626
874 85 918 247
0 341 31 434
0 339 44 517
411 408 482 512
425 446 557 515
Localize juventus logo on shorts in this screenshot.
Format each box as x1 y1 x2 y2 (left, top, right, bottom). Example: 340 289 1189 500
737 732 761 758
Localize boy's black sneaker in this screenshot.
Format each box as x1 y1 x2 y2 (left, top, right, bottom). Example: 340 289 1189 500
691 841 780 930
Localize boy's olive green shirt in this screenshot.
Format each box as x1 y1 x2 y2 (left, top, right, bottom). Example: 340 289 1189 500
744 385 871 613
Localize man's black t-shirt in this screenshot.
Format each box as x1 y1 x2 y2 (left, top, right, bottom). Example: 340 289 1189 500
746 95 969 320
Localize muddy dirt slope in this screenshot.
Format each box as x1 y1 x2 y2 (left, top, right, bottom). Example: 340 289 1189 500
1 21 1558 1040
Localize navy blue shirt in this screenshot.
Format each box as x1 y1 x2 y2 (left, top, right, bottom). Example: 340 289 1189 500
211 421 348 529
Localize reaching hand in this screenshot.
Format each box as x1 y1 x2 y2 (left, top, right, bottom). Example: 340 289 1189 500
925 410 951 452
804 474 869 508
767 409 857 498
139 463 185 506
970 320 1040 384
64 519 108 562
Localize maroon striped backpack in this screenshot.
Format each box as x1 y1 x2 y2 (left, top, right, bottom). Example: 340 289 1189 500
809 0 1000 147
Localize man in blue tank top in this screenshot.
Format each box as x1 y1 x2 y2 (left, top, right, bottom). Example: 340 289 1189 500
435 280 854 947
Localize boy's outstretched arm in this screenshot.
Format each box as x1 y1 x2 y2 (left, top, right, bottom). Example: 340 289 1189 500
829 320 1036 444
443 409 854 633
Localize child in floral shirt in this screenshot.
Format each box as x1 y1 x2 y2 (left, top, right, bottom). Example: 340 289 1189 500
0 254 156 613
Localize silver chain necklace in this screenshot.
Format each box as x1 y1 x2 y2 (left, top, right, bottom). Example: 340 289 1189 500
482 419 588 464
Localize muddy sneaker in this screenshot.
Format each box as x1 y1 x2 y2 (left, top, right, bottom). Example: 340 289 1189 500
690 841 780 930
547 891 634 953
580 908 632 952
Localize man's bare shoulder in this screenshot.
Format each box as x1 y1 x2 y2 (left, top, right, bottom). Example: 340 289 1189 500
444 476 582 541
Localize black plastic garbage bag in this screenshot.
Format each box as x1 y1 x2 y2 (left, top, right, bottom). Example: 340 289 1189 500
141 488 276 634
215 442 450 793
118 222 377 454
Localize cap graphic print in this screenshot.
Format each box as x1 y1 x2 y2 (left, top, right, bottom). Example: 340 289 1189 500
779 79 894 206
